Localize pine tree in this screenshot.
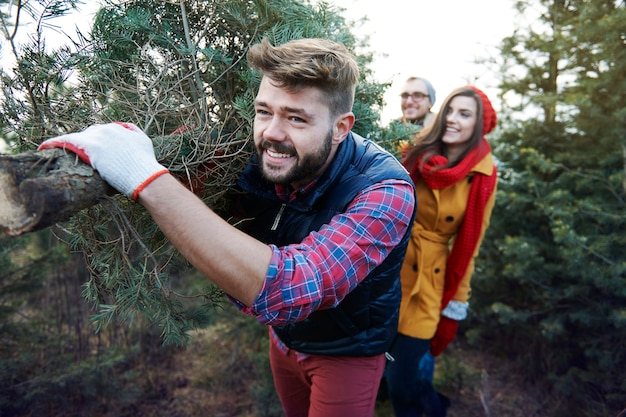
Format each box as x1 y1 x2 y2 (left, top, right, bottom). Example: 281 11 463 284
470 1 626 414
1 0 387 345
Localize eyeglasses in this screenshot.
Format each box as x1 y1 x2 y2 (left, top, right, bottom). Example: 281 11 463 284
400 92 430 101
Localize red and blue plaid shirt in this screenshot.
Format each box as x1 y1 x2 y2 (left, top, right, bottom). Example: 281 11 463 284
233 178 414 356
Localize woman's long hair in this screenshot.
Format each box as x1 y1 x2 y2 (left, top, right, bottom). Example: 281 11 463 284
402 86 486 172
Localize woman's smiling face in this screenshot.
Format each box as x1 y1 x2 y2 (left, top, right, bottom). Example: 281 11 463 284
442 95 478 147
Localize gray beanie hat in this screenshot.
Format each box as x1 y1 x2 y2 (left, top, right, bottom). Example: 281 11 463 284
417 77 436 106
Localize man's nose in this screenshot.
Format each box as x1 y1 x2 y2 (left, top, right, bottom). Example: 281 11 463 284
263 118 287 141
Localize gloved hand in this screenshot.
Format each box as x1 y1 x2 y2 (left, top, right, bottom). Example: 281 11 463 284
38 122 169 200
430 316 459 357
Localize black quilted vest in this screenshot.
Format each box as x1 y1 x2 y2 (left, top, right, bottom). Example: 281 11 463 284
235 132 415 356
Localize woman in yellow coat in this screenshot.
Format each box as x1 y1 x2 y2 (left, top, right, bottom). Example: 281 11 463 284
386 86 498 417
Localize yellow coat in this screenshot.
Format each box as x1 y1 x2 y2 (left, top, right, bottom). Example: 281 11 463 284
398 153 497 339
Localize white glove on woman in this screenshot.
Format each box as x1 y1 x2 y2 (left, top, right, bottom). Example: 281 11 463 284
39 122 169 200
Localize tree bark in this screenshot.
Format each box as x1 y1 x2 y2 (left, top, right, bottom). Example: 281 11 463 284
0 149 111 236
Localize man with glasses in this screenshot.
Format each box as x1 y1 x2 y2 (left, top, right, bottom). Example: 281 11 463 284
398 76 437 128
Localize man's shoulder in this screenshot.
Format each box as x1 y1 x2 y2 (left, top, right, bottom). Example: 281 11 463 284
347 131 386 153
340 132 412 185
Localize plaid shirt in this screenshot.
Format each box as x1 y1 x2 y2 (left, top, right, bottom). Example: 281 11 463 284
233 178 414 355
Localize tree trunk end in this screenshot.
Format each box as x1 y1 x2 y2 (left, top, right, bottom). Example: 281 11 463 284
0 149 112 236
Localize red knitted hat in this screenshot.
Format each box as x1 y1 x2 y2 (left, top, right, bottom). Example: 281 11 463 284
468 86 497 135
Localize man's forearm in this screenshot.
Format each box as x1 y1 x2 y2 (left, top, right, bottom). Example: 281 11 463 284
138 173 271 306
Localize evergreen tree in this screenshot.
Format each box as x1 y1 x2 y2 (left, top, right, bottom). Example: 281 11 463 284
1 2 389 414
1 4 145 415
1 0 388 345
471 1 626 414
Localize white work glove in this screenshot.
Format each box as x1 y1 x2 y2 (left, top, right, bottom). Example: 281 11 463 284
39 122 169 200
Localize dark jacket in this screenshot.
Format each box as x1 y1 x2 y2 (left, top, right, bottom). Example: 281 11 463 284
235 132 415 356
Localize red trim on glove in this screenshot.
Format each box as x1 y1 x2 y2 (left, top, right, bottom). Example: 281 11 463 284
113 121 142 133
132 169 169 201
38 141 92 165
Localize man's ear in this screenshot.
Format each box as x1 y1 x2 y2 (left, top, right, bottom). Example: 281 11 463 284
332 112 355 145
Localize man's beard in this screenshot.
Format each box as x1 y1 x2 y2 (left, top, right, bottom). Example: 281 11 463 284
258 129 333 186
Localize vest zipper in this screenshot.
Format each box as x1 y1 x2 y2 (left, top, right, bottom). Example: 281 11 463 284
271 203 286 231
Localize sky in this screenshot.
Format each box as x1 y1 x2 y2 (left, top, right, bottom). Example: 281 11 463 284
326 0 516 122
0 0 517 125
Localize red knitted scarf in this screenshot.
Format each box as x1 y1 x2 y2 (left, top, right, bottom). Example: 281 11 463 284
408 138 497 309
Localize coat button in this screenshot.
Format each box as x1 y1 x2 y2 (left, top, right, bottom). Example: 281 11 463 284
412 264 418 271
446 216 454 222
434 268 440 273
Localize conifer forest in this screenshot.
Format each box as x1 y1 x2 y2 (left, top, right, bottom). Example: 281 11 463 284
0 0 624 416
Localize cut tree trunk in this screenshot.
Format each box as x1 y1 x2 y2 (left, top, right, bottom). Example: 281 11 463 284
0 149 112 236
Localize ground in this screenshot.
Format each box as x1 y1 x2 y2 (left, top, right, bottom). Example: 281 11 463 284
119 320 557 417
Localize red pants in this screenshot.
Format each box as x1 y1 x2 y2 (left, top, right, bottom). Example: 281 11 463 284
269 340 386 417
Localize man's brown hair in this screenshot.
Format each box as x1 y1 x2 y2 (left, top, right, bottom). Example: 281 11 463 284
247 38 359 117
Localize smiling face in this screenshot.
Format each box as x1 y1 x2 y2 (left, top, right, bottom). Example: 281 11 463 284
441 95 478 162
253 77 352 189
400 78 432 123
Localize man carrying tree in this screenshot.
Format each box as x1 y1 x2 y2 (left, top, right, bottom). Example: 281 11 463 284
39 37 415 417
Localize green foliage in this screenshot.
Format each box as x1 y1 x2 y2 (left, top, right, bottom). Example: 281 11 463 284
376 119 423 159
1 0 387 346
0 227 153 416
470 1 626 414
1 348 143 416
0 1 94 149
208 303 282 417
0 231 81 351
